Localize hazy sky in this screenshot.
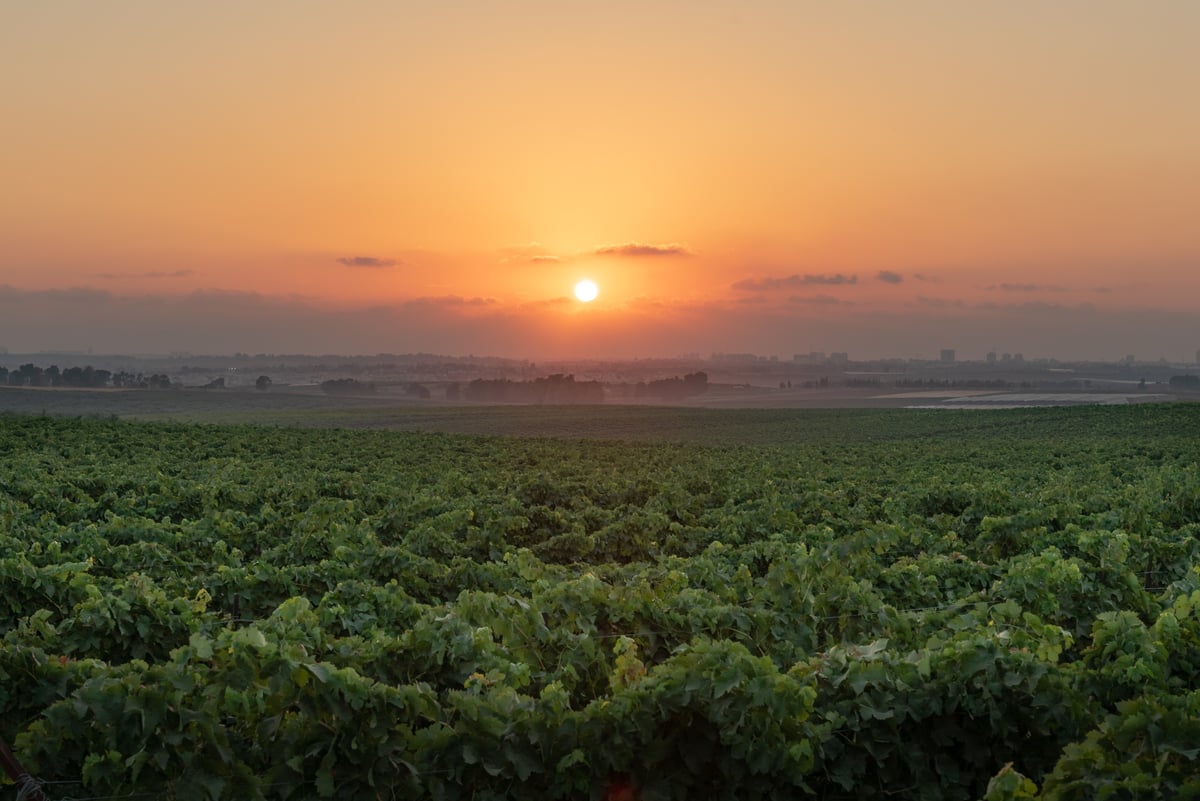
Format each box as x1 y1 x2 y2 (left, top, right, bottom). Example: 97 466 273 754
3 2 1198 360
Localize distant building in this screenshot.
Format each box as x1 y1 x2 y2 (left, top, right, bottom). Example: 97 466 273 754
940 349 956 363
829 352 849 364
793 352 826 364
986 351 997 364
1195 349 1199 365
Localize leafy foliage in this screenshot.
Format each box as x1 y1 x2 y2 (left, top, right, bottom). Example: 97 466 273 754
2 405 1200 799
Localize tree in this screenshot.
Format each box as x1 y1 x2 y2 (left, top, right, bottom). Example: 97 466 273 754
256 375 272 391
61 367 83 387
643 371 707 400
16 363 44 387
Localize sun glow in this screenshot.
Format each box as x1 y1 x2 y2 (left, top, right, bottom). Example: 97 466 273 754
574 279 598 302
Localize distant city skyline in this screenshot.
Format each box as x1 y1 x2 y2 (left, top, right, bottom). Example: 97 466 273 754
2 335 1198 368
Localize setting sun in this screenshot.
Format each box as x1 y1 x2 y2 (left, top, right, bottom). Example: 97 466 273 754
1 5 1197 360
574 280 598 303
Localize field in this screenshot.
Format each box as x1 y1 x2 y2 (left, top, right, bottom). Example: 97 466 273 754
3 404 1200 800
0 377 1176 431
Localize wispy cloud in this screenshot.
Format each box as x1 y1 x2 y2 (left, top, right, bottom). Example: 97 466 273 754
988 282 1067 292
732 273 857 291
0 285 114 303
594 242 693 258
498 243 562 264
94 269 195 279
521 296 574 310
998 300 1095 314
789 294 853 306
337 256 398 268
876 270 903 284
403 295 495 309
916 296 965 309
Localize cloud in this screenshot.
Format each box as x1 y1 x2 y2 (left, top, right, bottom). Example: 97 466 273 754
594 242 693 258
732 273 858 291
94 269 195 280
875 270 903 284
999 301 1096 314
498 243 563 264
626 296 670 310
403 295 496 310
0 285 113 303
915 296 965 309
0 283 1194 362
988 282 1067 292
337 256 398 268
521 297 574 310
789 294 853 306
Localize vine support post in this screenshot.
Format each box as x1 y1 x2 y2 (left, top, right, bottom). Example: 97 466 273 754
0 736 49 801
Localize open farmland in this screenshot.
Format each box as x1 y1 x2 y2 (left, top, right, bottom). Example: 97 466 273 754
3 405 1200 799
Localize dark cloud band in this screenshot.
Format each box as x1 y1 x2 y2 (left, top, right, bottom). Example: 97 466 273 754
337 256 398 268
733 273 857 291
594 243 692 258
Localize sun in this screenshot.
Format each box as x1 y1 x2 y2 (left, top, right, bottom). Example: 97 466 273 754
574 279 598 302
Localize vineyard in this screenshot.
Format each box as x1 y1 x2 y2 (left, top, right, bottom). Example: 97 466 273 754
3 405 1200 800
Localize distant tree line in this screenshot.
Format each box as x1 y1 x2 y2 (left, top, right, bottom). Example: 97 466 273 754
464 374 604 404
0 363 172 389
633 371 708 400
607 372 711 400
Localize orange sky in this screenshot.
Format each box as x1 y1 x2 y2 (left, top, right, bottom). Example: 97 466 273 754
2 2 1198 360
